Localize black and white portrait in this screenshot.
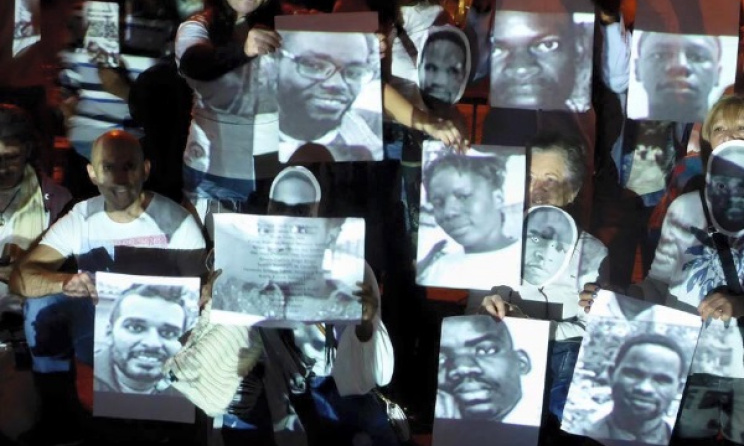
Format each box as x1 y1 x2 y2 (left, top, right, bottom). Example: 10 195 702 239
276 29 383 163
433 316 549 446
417 26 471 108
13 0 40 57
211 213 366 326
416 142 525 291
562 291 701 446
488 7 594 112
522 206 577 287
705 140 744 238
627 32 737 122
93 272 199 422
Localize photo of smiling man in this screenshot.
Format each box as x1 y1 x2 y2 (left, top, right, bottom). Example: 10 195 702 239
92 273 200 421
94 281 197 395
277 30 383 162
433 315 549 446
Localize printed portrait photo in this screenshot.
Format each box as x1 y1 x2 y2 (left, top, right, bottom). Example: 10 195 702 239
488 9 594 112
211 213 366 326
416 141 525 291
627 31 737 123
276 29 383 163
522 205 577 287
93 272 200 422
562 291 702 446
705 140 744 238
433 316 549 446
417 26 471 108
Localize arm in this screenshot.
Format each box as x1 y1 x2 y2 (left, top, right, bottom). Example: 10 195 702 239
332 262 394 396
98 65 132 101
176 20 280 82
10 244 94 299
383 83 465 149
599 13 631 94
176 20 250 82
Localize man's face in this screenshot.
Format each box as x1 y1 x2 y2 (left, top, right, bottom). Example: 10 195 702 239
529 150 577 207
636 33 720 118
420 38 467 105
490 12 576 109
708 150 744 233
523 211 572 286
439 318 529 421
87 142 150 212
110 295 185 385
0 142 28 189
427 167 504 253
256 218 330 284
278 33 369 137
610 344 682 423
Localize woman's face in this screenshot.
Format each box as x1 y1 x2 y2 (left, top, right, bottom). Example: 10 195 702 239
226 0 264 15
427 167 505 253
708 111 744 150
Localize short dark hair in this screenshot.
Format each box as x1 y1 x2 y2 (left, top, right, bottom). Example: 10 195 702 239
423 154 506 194
613 333 687 378
637 32 722 62
527 132 586 195
282 31 376 62
109 284 188 331
0 104 38 160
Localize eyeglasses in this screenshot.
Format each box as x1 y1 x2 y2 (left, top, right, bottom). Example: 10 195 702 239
279 49 374 84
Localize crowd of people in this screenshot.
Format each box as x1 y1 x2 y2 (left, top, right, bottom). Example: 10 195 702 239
2 0 744 445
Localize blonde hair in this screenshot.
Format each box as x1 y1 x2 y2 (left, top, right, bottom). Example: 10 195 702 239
700 94 744 168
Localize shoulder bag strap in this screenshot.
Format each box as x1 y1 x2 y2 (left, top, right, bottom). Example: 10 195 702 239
699 188 744 295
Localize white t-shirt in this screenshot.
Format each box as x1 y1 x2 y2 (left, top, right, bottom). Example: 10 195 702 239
41 193 205 272
175 19 279 198
418 241 523 291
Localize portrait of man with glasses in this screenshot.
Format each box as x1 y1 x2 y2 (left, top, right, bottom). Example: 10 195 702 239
276 30 383 162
